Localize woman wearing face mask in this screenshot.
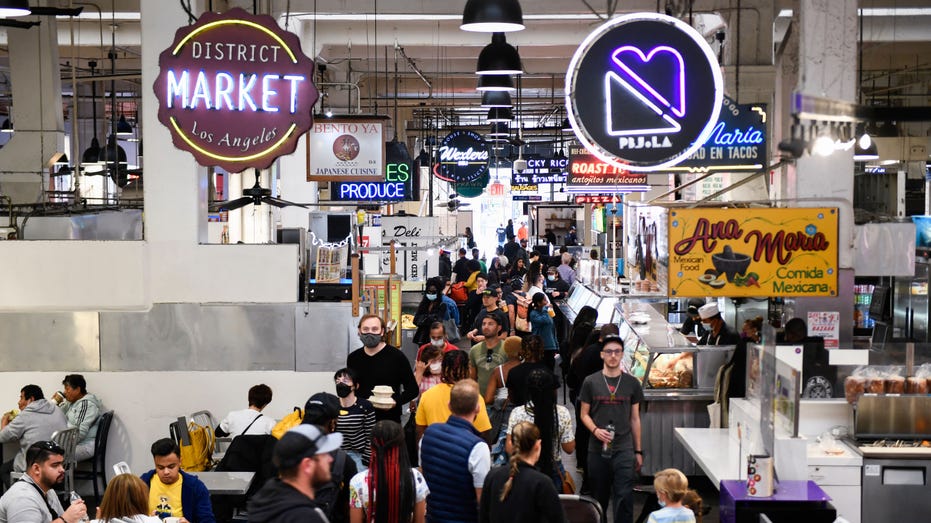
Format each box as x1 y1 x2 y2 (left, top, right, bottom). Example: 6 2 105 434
412 278 448 346
347 314 420 423
334 368 376 471
414 345 444 403
528 292 559 373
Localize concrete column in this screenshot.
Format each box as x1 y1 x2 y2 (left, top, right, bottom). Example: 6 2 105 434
793 0 858 269
0 20 64 204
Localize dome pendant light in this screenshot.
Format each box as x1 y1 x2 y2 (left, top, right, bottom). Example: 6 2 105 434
486 107 514 123
0 0 30 18
477 74 515 92
461 0 524 32
481 91 512 108
476 32 523 75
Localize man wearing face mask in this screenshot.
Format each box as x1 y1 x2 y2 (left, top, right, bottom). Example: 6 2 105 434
545 267 571 299
697 303 741 346
347 314 419 423
416 321 458 360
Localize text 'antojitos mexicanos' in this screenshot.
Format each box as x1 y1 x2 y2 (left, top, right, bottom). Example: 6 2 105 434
667 209 838 297
154 8 318 172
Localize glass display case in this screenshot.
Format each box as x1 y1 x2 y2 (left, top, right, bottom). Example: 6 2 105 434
616 301 735 400
560 281 622 325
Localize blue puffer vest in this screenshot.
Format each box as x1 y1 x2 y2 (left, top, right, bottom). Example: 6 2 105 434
420 416 484 523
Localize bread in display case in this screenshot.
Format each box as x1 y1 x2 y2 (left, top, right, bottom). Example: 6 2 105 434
616 301 735 398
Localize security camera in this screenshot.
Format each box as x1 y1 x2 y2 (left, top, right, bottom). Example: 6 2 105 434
513 158 527 173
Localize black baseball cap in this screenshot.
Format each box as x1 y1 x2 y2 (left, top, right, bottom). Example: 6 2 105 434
274 424 342 470
601 334 625 348
482 284 501 296
303 392 340 424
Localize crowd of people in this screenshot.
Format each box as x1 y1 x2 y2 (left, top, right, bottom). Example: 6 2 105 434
0 235 710 523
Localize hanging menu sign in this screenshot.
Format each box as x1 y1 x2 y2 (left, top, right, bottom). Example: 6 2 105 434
511 156 569 186
435 130 490 184
565 13 723 172
154 8 318 173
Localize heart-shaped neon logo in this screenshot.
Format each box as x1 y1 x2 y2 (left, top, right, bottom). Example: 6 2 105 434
611 45 686 118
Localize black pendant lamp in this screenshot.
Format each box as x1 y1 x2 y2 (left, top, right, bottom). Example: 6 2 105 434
481 91 512 108
477 74 515 92
0 0 30 18
116 115 134 136
99 135 128 185
488 123 510 138
487 107 513 123
476 33 522 75
461 0 524 32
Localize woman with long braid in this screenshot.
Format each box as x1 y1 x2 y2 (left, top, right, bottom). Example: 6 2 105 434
479 421 567 523
506 368 575 490
348 420 428 523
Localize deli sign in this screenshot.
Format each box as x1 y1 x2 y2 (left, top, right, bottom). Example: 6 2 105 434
668 208 838 297
154 8 318 172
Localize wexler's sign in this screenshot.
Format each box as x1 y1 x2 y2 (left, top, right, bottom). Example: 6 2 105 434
154 8 318 172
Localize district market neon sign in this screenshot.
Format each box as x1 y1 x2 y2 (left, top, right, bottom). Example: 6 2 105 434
566 13 723 172
154 8 318 172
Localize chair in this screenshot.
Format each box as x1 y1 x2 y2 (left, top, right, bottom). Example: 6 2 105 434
559 494 604 523
50 427 79 494
190 410 219 455
74 410 114 500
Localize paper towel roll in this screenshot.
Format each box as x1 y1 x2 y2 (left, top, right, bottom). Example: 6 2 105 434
746 454 774 497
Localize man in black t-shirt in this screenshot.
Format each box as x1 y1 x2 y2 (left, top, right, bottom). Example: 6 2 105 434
579 335 644 523
452 248 471 283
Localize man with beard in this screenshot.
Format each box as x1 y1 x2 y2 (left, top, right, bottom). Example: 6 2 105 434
0 441 87 523
248 425 342 522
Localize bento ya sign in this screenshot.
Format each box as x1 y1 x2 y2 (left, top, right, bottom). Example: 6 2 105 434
565 13 723 171
154 8 318 173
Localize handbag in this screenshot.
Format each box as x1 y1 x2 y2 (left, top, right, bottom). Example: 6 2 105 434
561 467 577 494
444 317 461 343
515 294 532 333
404 407 419 466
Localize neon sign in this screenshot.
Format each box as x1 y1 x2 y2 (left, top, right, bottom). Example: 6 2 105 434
566 13 723 171
435 130 490 184
329 143 416 201
672 96 767 172
154 8 318 172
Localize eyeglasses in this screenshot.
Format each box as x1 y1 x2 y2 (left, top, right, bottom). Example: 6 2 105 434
602 349 623 356
486 350 494 363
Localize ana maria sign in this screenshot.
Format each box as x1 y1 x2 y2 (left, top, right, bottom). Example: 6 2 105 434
154 8 318 172
565 13 723 172
673 96 767 171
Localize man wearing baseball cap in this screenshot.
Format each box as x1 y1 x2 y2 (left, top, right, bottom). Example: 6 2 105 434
466 284 510 342
678 298 707 340
247 425 343 522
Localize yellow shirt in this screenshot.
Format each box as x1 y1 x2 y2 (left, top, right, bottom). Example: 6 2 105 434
149 474 183 519
414 382 492 432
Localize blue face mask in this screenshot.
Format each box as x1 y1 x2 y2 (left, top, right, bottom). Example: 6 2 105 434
547 275 556 282
425 293 438 301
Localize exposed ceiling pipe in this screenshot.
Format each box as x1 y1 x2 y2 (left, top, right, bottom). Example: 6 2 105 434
395 43 432 96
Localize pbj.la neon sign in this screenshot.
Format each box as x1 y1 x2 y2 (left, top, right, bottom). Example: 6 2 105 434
566 13 724 172
154 8 318 172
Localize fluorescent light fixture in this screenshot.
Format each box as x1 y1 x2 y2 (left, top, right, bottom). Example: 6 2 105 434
778 8 931 17
293 13 598 21
56 11 140 21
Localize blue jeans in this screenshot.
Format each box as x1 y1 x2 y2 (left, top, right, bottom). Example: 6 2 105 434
587 448 635 523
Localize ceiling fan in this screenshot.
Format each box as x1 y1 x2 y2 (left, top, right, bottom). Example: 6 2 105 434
0 2 84 29
209 169 307 212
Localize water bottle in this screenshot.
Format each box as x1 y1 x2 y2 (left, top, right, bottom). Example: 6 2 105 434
601 421 615 458
69 491 89 523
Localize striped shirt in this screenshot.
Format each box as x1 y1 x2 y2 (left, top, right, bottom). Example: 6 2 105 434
336 398 376 466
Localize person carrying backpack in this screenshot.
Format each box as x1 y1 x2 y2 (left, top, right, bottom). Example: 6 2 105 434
301 392 358 523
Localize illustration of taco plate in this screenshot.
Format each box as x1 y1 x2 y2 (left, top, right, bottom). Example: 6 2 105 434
711 246 751 282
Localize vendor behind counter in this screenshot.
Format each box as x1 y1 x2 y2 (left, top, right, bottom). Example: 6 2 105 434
698 303 744 428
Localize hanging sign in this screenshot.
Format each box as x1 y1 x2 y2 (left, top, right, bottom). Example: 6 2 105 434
329 141 417 201
511 156 569 185
307 118 386 182
154 8 318 173
434 130 490 184
380 216 440 281
566 154 649 193
565 13 723 171
667 208 838 297
672 96 767 171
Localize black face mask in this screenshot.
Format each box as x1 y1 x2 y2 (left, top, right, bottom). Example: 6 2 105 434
335 383 353 398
